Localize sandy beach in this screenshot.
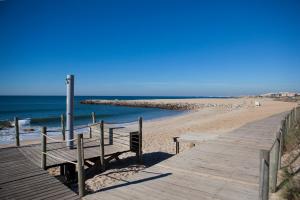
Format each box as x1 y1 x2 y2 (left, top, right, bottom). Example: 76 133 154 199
1 97 297 193
0 97 297 193
83 97 297 192
97 97 296 154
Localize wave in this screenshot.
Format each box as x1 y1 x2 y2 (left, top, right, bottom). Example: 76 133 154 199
31 114 112 123
0 108 65 114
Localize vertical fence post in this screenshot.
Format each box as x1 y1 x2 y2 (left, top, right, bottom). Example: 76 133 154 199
109 128 113 145
259 149 270 200
292 108 295 124
293 107 297 124
296 106 300 123
138 117 143 163
77 133 85 198
41 127 47 170
270 131 280 193
290 109 293 125
173 137 180 154
89 127 92 138
296 106 298 120
100 120 105 171
278 120 285 169
291 109 294 127
285 116 289 135
295 107 298 123
14 117 20 147
61 114 65 141
278 130 283 169
288 114 291 130
297 104 300 122
92 112 96 124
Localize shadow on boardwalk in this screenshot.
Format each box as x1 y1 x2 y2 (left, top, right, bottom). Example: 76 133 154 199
98 172 172 192
88 151 173 193
111 151 174 168
84 112 290 200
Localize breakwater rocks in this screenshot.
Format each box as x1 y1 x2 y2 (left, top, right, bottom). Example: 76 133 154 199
80 100 242 111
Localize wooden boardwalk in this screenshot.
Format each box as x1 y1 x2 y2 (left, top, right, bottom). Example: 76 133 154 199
0 147 79 200
19 136 130 168
84 112 287 200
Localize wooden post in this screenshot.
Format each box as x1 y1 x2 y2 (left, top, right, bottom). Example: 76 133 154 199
296 107 298 121
259 149 270 200
296 106 300 123
270 131 280 192
288 114 291 130
109 128 113 145
290 109 294 127
14 117 20 147
173 137 180 154
292 108 295 123
89 127 92 138
278 121 285 169
77 133 85 197
41 126 47 170
297 104 300 122
285 116 289 135
100 121 105 171
138 117 143 163
295 107 298 123
294 108 297 123
61 114 65 141
92 112 96 124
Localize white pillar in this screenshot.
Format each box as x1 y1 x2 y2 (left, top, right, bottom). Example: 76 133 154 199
66 75 74 148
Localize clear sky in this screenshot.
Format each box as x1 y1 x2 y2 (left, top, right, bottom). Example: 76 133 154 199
0 0 299 96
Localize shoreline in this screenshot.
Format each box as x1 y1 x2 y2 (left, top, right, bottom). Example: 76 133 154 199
0 97 297 192
1 97 296 149
0 110 185 147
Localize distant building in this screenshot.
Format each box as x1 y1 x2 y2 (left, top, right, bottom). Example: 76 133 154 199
280 92 297 97
261 92 299 98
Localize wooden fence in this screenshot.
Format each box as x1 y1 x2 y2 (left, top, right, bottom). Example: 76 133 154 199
259 106 300 200
13 112 143 198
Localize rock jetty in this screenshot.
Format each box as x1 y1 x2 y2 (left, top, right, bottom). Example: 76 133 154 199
80 99 240 111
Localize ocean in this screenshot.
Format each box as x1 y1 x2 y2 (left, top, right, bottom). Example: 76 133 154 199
0 96 190 144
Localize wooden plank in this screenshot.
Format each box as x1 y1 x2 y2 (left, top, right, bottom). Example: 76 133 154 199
19 136 129 168
84 112 287 200
0 148 79 200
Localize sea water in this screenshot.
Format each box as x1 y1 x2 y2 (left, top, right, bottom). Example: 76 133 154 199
0 96 187 144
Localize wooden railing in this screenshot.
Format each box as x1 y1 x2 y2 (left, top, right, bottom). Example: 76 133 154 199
259 106 300 200
38 116 143 198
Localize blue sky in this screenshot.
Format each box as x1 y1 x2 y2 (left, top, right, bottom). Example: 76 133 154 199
0 0 299 96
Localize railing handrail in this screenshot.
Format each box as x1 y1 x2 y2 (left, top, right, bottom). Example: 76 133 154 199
259 106 300 200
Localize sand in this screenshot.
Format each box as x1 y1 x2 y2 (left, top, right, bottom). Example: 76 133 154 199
84 97 297 192
130 98 296 153
1 97 297 193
